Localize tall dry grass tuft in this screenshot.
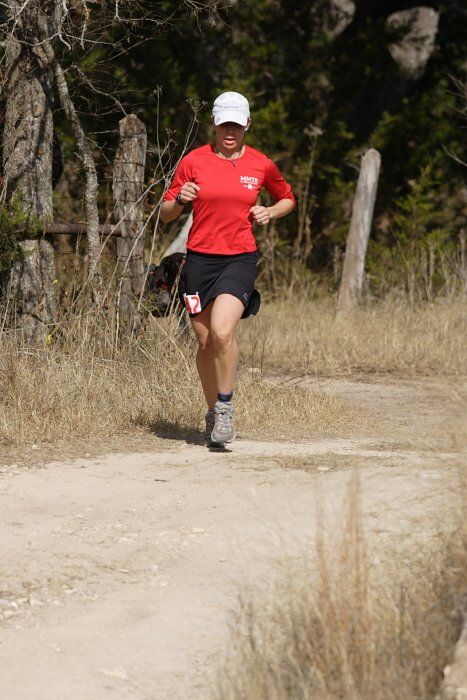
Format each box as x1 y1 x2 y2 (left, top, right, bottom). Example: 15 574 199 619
241 295 467 376
0 310 354 449
216 471 467 700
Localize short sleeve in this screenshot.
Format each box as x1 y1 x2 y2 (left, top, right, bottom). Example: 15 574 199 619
163 154 193 201
263 159 296 205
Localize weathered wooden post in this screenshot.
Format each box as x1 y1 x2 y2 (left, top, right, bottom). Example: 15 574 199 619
112 114 147 324
337 148 381 311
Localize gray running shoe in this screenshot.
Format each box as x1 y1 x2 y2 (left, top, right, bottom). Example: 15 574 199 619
211 401 235 445
204 410 215 446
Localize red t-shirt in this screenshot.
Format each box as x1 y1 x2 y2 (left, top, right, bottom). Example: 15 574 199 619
163 144 295 254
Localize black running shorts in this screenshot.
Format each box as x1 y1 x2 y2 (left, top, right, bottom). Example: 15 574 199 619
178 249 261 319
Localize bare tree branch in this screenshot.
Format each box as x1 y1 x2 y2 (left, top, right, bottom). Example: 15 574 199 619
34 24 102 299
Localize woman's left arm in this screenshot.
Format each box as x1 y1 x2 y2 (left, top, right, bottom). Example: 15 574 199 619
250 158 296 226
269 198 296 219
250 198 295 225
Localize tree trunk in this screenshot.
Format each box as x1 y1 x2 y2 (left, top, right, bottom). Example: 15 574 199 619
112 114 147 325
337 149 381 312
9 240 57 344
2 2 53 221
2 1 57 343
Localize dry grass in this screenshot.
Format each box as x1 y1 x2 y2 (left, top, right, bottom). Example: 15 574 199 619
215 471 467 700
240 295 467 376
0 312 355 449
1 291 465 449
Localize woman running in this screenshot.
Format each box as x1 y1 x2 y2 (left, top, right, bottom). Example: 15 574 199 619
161 91 296 446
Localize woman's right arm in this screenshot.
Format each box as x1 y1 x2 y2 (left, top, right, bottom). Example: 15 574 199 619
160 198 185 224
160 182 200 223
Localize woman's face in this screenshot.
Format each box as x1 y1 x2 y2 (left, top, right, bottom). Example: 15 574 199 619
213 120 250 151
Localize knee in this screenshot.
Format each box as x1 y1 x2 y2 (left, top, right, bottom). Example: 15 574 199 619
210 326 234 351
196 334 209 352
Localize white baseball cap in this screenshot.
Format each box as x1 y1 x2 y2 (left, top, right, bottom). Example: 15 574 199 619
212 91 250 126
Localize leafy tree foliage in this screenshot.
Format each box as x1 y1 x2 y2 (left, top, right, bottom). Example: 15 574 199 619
46 1 467 286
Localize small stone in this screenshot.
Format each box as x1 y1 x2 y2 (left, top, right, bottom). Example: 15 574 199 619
318 466 330 472
3 610 17 619
101 667 128 680
29 597 43 607
192 527 205 534
31 444 39 450
149 564 159 574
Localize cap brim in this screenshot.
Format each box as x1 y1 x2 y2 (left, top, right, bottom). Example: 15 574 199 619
213 109 248 127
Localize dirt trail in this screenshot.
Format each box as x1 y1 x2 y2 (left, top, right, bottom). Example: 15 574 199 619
0 378 464 700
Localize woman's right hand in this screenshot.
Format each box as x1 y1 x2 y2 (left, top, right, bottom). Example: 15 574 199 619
161 181 200 223
179 182 200 204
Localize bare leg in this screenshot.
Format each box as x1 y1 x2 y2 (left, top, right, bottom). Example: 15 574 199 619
209 294 245 394
190 294 244 410
190 303 217 411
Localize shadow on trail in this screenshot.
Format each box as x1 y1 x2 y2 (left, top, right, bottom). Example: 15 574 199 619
144 419 205 446
143 420 234 452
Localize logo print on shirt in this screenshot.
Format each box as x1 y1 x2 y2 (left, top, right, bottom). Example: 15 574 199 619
183 293 202 314
240 175 260 190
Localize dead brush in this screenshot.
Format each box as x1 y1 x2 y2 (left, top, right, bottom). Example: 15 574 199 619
215 470 467 700
240 294 467 376
0 308 354 449
1 289 465 449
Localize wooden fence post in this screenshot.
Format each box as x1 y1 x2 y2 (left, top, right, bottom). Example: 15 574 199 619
337 148 381 311
112 114 147 323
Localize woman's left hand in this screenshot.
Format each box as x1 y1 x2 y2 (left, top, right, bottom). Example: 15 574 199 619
250 205 271 226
